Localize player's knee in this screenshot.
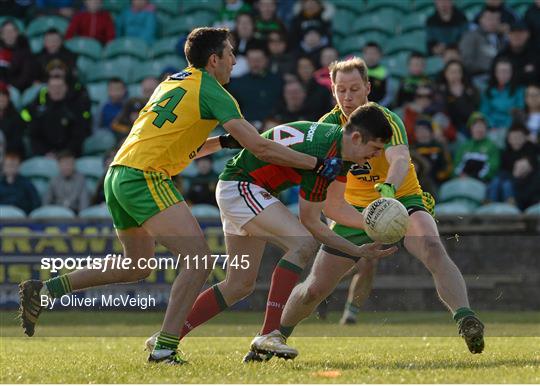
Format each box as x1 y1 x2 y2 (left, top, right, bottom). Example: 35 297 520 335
421 237 448 269
303 282 327 305
228 279 256 301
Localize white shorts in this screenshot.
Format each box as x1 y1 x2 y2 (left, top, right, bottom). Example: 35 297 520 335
216 180 280 236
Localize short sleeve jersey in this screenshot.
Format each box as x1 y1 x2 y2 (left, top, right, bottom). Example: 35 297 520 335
219 121 351 202
112 67 243 177
319 104 421 207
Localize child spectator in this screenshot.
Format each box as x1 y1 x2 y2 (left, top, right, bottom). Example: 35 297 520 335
99 78 126 130
426 0 468 56
44 150 89 213
140 76 159 102
185 156 219 207
480 57 525 145
0 152 41 214
36 28 77 82
0 82 25 156
65 0 115 45
313 46 338 91
453 112 500 182
362 42 393 107
116 0 157 45
111 97 145 140
412 118 452 188
0 19 36 91
289 0 331 50
254 0 286 41
395 52 432 107
488 123 540 209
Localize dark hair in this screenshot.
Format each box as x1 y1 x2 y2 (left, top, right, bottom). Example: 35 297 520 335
108 77 125 86
57 149 74 159
345 102 393 143
184 27 230 68
487 56 518 97
408 51 425 61
246 40 269 56
363 41 381 51
45 27 61 35
443 59 473 88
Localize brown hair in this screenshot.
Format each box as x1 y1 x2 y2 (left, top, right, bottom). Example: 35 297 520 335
328 57 369 84
345 102 393 144
184 27 230 68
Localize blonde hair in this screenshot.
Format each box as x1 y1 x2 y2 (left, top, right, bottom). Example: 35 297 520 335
328 57 369 84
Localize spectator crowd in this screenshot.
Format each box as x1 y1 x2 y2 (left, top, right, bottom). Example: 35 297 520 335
1 0 539 216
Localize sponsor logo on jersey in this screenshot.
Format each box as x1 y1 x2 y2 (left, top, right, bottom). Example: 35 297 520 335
306 123 318 142
350 161 380 182
170 71 192 80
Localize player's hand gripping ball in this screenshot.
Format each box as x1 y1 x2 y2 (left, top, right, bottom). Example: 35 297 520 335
363 197 409 244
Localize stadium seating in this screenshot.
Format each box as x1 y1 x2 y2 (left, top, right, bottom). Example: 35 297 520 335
337 32 388 56
76 156 104 179
382 52 409 78
525 203 540 216
153 0 182 15
435 201 474 216
332 9 355 40
150 36 180 58
29 205 76 219
181 162 199 178
425 56 444 77
0 205 26 219
8 85 21 110
438 177 486 206
384 31 427 55
79 203 111 219
19 157 59 179
65 37 102 60
162 12 217 37
365 0 411 13
31 178 50 198
191 204 220 218
26 16 69 37
181 0 222 14
89 58 135 84
82 129 117 156
20 84 44 108
354 9 399 36
29 36 43 53
398 13 428 34
103 37 148 60
475 203 522 215
0 16 25 32
331 0 364 14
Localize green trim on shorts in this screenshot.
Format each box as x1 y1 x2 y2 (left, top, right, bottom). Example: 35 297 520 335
104 165 184 229
323 194 426 261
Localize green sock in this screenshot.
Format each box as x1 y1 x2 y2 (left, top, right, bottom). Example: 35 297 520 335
453 307 475 323
154 331 180 351
44 275 72 299
279 325 295 339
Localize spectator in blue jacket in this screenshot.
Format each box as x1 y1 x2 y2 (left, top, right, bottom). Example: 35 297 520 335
99 77 126 130
480 57 525 145
0 152 41 214
115 0 157 45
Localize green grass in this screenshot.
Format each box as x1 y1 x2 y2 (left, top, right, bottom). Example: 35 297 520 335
1 311 539 383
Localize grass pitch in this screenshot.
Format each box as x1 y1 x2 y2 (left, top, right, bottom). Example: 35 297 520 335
1 311 539 383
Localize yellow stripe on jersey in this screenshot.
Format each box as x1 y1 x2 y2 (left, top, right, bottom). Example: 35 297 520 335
150 173 173 207
157 174 178 205
144 172 166 210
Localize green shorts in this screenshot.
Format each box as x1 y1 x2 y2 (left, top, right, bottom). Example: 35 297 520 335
104 165 184 229
322 194 428 261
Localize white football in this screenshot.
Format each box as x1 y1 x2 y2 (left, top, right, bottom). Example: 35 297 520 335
363 197 409 244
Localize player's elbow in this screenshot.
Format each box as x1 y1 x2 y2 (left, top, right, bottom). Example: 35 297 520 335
245 139 272 162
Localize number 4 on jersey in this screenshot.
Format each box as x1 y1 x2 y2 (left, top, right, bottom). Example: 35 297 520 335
272 125 305 147
149 87 186 128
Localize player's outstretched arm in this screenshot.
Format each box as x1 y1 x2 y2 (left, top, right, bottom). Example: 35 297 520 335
299 197 396 260
323 180 365 230
194 134 242 159
223 119 317 170
383 144 410 191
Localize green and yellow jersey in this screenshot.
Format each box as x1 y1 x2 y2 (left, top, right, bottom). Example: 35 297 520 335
319 103 421 207
220 121 351 202
112 66 243 177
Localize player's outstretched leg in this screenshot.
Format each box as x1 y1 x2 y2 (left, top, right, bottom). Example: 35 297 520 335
256 249 355 359
238 203 319 361
19 227 155 337
404 210 484 353
340 258 377 325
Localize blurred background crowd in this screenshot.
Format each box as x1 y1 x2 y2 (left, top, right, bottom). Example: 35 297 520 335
1 0 539 220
